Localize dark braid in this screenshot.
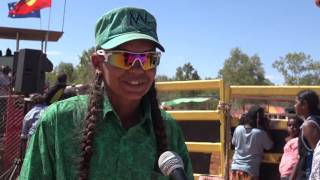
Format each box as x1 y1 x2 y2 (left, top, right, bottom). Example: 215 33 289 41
147 82 168 157
79 71 103 180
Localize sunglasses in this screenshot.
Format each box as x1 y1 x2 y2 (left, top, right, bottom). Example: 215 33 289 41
96 50 161 70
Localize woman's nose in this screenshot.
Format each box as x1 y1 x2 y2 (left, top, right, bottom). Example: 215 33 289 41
129 60 144 72
132 59 143 68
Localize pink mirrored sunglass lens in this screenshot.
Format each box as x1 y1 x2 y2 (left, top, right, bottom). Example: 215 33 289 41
125 54 147 65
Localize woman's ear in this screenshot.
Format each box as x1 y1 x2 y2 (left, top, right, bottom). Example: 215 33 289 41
91 53 104 70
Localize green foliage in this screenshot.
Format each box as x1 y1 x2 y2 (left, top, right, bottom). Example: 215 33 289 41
45 71 57 86
218 48 272 85
73 47 95 84
56 62 75 83
175 62 201 81
272 52 320 85
45 47 95 87
45 62 74 85
175 62 202 99
156 75 173 82
157 62 218 110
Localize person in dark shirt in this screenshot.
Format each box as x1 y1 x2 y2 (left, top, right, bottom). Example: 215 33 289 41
44 73 67 105
5 48 12 56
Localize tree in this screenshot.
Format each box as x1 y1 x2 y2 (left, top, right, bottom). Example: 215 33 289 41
46 62 75 86
45 71 58 86
175 62 201 81
56 62 75 83
74 47 95 84
218 48 272 85
171 63 206 109
156 75 172 82
272 52 320 85
157 63 202 108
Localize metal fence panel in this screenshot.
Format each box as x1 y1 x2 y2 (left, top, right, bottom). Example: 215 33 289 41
0 92 25 179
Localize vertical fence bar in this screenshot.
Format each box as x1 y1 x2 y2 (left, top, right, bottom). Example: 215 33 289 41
219 80 225 177
224 84 231 180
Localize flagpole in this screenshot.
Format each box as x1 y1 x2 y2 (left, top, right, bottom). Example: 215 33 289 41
45 6 52 54
62 0 67 32
40 12 43 51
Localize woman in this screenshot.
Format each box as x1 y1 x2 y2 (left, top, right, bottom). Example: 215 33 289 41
291 90 320 180
19 7 193 180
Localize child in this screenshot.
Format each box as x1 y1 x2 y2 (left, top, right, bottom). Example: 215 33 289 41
279 115 303 180
231 105 273 180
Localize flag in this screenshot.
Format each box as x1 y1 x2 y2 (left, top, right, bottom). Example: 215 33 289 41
8 2 40 18
9 0 51 15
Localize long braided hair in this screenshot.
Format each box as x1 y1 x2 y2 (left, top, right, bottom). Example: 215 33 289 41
78 74 168 179
147 81 168 156
79 71 103 180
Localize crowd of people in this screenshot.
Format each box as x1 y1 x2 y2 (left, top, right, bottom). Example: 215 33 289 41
228 89 320 180
20 72 85 144
1 6 316 180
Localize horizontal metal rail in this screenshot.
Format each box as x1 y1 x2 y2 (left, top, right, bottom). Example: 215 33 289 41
230 86 320 96
156 80 221 91
167 110 221 121
186 142 221 153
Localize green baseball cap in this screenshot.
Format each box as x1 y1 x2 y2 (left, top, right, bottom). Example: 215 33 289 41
95 7 165 52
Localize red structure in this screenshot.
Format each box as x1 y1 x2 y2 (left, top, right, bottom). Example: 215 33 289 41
2 93 24 172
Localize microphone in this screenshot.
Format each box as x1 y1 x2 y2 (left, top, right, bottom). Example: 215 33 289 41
158 151 188 180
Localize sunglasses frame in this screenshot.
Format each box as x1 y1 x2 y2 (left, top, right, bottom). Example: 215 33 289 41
96 49 161 70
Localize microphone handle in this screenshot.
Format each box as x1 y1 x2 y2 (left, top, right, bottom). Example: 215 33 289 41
169 168 188 180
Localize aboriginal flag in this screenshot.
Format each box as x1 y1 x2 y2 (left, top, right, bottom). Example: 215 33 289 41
8 2 40 18
9 0 51 16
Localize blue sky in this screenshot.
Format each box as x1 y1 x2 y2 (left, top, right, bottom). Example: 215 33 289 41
0 0 319 85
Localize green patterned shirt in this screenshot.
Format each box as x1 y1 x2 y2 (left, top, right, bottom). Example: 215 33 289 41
19 95 193 180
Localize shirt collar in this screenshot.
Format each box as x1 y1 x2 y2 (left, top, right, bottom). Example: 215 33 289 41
102 94 153 126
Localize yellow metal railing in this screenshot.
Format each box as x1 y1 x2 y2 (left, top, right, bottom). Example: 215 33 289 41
156 80 222 91
230 86 320 96
156 80 320 179
156 80 226 178
229 85 320 164
186 142 221 153
168 110 220 121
